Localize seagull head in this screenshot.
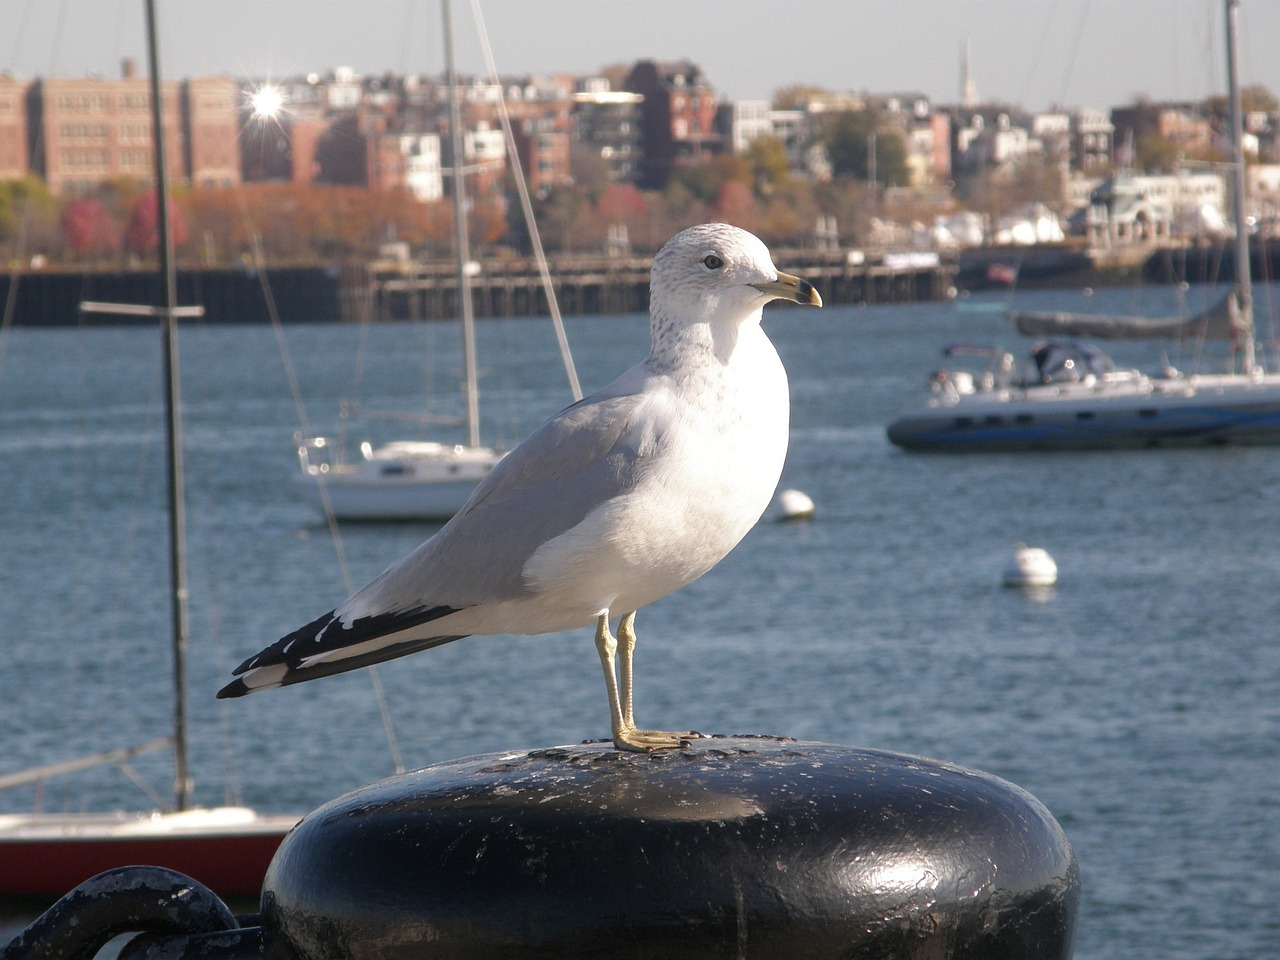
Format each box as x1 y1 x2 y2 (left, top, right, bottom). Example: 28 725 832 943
649 224 821 349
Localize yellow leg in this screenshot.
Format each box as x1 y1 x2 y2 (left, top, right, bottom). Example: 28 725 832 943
594 613 626 740
595 612 699 752
618 611 637 727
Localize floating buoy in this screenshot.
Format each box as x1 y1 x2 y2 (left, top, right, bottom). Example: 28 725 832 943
1003 544 1057 587
773 488 815 521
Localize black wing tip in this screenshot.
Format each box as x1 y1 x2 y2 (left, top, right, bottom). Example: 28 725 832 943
216 678 251 699
224 609 340 677
217 605 468 701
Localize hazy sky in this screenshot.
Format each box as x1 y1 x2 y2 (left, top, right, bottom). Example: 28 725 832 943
7 1 1279 113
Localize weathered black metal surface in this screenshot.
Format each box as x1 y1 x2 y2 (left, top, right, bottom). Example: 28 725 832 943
117 926 263 960
261 737 1078 959
0 866 240 960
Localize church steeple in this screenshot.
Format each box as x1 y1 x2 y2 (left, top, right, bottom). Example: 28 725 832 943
961 38 980 108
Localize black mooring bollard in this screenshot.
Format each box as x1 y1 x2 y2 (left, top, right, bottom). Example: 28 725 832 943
0 865 244 960
259 736 1078 959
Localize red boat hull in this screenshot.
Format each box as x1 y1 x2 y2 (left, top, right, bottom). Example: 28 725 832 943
0 826 293 900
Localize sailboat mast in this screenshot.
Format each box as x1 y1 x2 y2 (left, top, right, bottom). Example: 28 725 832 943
1225 0 1255 374
443 0 481 448
143 0 191 812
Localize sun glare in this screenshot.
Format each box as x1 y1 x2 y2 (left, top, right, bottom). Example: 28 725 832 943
249 84 285 121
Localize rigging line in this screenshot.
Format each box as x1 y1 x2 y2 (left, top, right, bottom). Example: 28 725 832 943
1233 4 1275 369
397 0 416 76
346 302 373 456
235 200 353 592
168 392 254 811
110 0 129 74
233 188 404 772
6 0 37 72
1054 0 1090 108
0 0 59 382
368 666 406 775
118 761 169 812
468 0 583 402
196 537 250 808
1018 1 1060 109
236 194 315 438
70 305 167 778
1200 0 1223 109
0 194 31 382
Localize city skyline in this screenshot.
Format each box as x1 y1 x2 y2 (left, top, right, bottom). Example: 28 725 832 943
7 1 1280 114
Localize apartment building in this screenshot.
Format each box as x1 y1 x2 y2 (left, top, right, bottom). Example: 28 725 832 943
184 76 240 187
571 79 643 184
25 61 240 195
0 76 28 180
625 60 720 189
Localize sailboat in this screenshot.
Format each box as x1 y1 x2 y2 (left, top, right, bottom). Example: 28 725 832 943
293 0 580 521
0 0 297 899
887 0 1280 452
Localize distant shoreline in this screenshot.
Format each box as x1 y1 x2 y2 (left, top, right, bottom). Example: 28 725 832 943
2 240 1268 326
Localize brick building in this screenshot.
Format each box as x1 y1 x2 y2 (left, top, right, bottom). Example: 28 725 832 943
572 80 642 184
25 61 240 195
1111 103 1214 167
0 76 28 180
466 76 575 198
184 76 240 187
625 60 721 189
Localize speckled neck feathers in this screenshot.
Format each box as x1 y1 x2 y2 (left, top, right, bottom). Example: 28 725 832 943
644 223 776 371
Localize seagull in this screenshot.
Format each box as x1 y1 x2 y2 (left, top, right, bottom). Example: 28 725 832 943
218 223 821 751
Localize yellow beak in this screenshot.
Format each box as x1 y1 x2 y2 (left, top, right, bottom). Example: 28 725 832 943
752 271 823 307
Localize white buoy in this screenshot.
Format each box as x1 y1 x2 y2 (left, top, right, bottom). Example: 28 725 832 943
773 488 815 521
1002 544 1057 587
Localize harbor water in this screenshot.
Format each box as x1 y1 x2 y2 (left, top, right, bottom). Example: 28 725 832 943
1 284 1278 958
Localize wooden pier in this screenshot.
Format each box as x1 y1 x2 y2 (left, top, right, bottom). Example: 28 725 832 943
1 249 957 327
350 248 958 323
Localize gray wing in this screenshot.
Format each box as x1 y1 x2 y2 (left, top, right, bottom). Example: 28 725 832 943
338 363 667 619
218 364 669 697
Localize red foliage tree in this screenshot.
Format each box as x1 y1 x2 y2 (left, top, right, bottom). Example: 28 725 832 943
710 181 758 229
60 197 119 258
124 190 187 256
593 183 647 222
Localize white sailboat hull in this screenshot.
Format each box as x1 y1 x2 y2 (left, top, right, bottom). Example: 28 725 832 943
295 438 504 520
888 371 1280 451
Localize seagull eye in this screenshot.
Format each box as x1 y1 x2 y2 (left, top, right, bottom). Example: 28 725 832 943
702 254 724 270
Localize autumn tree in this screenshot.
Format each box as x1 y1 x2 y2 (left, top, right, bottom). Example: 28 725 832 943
815 177 877 246
773 85 828 110
534 187 591 252
744 136 792 196
1135 133 1183 174
124 190 188 257
755 177 819 247
471 194 509 249
650 181 708 245
576 182 649 250
594 182 647 224
0 176 58 256
61 198 119 260
567 141 612 199
820 110 909 186
710 181 757 230
670 154 752 206
1203 85 1279 123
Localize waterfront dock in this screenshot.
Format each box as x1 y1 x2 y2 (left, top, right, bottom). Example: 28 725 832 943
5 238 1272 326
0 248 955 326
348 247 957 323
